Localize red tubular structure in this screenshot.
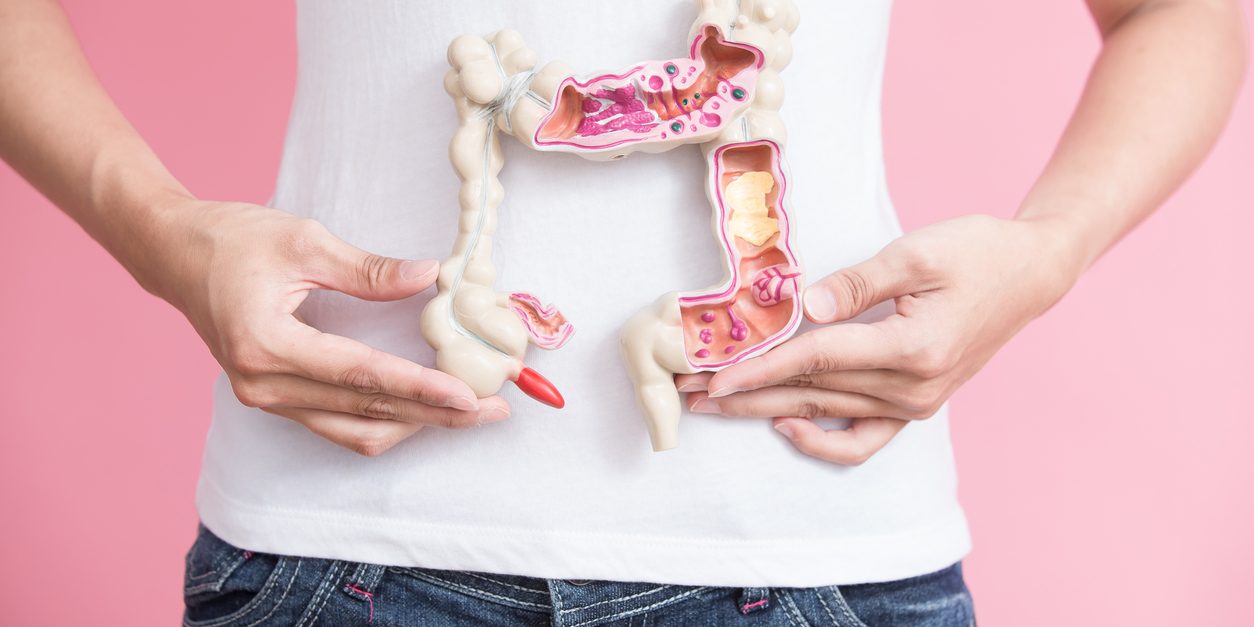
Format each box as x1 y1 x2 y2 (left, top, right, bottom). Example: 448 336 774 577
513 367 565 409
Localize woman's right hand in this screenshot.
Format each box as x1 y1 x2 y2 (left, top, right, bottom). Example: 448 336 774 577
143 197 510 456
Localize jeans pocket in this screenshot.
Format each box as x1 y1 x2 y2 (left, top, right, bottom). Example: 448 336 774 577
182 525 302 627
833 563 975 627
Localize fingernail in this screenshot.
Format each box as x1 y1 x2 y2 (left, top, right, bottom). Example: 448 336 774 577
449 395 478 411
803 287 837 321
479 405 510 424
774 422 796 440
676 382 704 393
400 259 439 282
707 385 740 398
691 398 721 414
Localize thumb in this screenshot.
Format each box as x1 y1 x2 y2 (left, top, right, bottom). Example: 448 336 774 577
318 237 441 301
803 252 917 324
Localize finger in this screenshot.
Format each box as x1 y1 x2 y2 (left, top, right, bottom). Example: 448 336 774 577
266 406 423 457
277 323 480 410
778 368 947 418
306 223 441 301
674 372 714 393
803 248 930 324
772 416 908 465
249 373 510 428
780 368 915 394
707 324 904 397
688 387 906 420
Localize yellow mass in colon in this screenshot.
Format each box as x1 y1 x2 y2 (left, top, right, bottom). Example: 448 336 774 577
726 171 779 246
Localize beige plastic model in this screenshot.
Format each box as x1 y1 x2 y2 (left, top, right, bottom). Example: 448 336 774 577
420 0 803 450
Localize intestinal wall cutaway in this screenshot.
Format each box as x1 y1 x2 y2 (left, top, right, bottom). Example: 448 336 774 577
419 0 803 451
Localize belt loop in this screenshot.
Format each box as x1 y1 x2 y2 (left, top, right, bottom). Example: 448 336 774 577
345 562 386 593
737 587 771 615
341 563 387 623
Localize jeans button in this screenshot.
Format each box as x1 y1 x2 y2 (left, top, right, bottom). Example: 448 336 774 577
566 579 593 586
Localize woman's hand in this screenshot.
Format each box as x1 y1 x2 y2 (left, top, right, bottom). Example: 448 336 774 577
673 0 1248 465
146 198 509 456
676 215 1080 465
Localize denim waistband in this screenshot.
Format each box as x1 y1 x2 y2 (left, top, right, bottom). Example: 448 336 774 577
185 524 972 626
387 566 774 625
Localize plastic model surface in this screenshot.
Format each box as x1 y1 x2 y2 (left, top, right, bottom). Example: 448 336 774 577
419 0 802 450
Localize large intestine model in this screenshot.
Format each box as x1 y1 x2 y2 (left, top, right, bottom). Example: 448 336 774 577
419 0 802 451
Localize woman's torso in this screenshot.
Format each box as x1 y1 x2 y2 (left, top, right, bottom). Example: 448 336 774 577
197 0 970 586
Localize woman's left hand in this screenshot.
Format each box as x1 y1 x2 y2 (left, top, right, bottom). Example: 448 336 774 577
677 214 1081 465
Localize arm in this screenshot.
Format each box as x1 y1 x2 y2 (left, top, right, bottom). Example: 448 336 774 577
1019 0 1247 273
0 0 509 455
0 0 187 280
678 0 1247 463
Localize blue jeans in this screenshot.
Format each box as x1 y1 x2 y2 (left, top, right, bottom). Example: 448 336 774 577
184 525 975 626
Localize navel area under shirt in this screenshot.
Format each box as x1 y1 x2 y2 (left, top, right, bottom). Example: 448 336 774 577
196 0 971 587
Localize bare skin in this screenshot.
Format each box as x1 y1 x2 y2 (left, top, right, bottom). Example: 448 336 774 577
0 0 1245 459
677 0 1247 464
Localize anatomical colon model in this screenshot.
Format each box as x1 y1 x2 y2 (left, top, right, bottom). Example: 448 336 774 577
420 0 802 451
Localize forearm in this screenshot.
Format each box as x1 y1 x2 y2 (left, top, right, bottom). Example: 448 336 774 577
0 0 190 291
1016 0 1246 279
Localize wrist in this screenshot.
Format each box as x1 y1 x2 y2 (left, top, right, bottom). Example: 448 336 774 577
125 192 208 305
1015 198 1106 270
84 142 198 300
1009 212 1091 308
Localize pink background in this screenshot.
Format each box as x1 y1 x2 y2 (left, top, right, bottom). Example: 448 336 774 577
1 1 1250 624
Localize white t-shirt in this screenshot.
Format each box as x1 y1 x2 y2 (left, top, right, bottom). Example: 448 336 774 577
196 0 970 587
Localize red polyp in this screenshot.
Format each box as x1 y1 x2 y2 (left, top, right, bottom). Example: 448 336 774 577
513 367 566 409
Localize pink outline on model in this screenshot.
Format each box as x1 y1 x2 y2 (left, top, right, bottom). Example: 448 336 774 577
509 292 575 350
678 138 802 370
532 24 765 152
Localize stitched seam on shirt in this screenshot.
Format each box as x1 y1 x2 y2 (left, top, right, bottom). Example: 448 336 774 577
200 475 967 548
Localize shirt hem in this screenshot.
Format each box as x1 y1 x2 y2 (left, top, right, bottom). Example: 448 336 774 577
196 475 972 588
